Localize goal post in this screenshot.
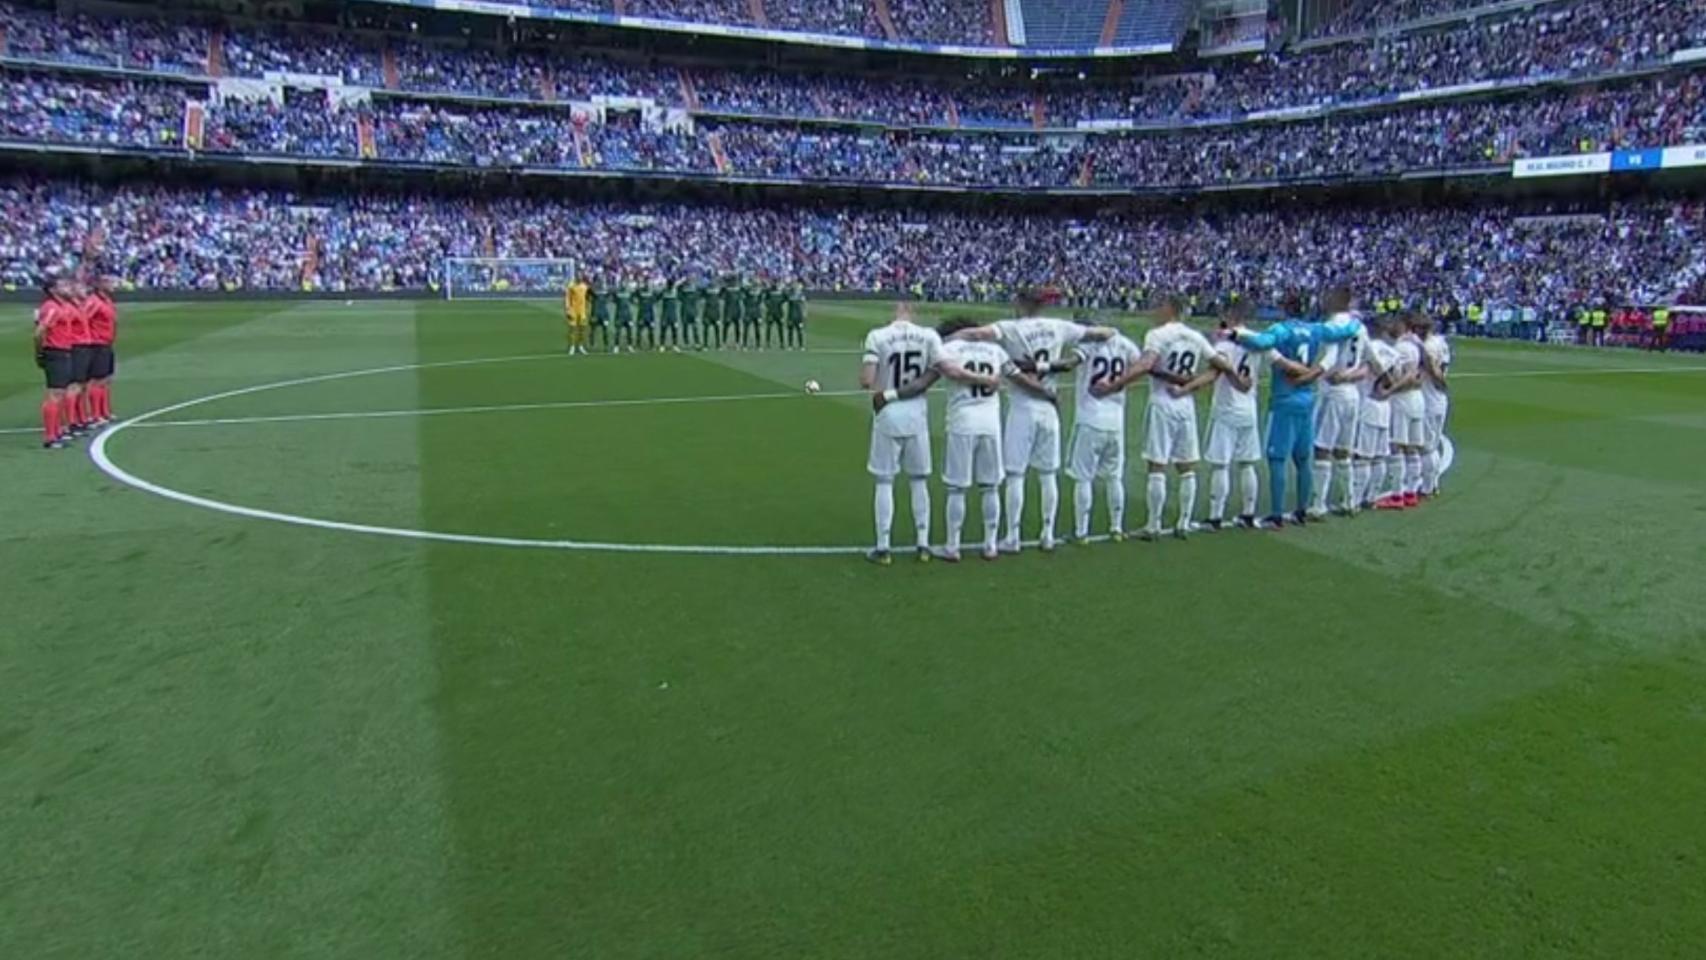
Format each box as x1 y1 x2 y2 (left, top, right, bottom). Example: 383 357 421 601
443 257 578 300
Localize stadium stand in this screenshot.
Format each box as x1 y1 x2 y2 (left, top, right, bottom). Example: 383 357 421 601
1112 0 1195 46
2 178 1698 320
1016 0 1109 48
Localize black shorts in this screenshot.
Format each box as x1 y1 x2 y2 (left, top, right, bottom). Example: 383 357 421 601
71 344 97 384
41 348 74 389
89 345 115 380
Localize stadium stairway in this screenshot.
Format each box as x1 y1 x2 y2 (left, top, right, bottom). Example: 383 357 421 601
540 72 557 101
1018 0 1109 47
992 0 1012 45
1099 0 1124 46
357 116 376 159
381 46 399 90
1031 98 1046 129
810 86 831 117
945 94 962 128
1076 152 1094 186
678 71 701 111
613 0 627 14
747 0 768 27
871 0 901 41
707 132 731 174
207 27 225 77
300 234 321 289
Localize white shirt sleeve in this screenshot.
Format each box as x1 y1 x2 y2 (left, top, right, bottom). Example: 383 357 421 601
861 330 880 365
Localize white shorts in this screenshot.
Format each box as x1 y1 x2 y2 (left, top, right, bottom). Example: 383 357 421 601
1354 422 1391 459
1204 417 1261 466
1143 404 1201 465
1068 424 1126 482
1390 405 1425 448
1003 404 1061 476
1423 405 1449 450
943 431 1003 488
868 429 931 480
1315 390 1360 452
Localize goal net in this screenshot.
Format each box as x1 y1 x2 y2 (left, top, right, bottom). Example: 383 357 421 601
443 257 577 300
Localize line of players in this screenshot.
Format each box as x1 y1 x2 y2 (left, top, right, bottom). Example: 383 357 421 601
858 288 1452 564
564 277 809 354
34 273 119 450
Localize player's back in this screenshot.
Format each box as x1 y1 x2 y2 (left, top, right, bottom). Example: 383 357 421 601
1210 338 1263 425
1422 334 1452 408
1143 321 1213 413
865 321 943 434
1074 335 1142 430
1326 321 1370 397
993 316 1082 405
941 339 1007 435
1361 338 1400 402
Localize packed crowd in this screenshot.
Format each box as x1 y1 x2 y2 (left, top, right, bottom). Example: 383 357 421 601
3 178 1699 317
12 67 1702 191
1314 0 1549 37
4 0 1702 129
450 0 994 45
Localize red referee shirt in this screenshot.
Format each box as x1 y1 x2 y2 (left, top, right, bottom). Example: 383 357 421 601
84 294 116 345
37 299 81 350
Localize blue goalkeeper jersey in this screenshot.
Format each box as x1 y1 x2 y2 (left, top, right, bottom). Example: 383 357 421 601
1237 314 1365 413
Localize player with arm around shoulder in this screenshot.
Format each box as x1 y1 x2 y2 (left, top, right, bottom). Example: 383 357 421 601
861 305 999 565
933 318 1021 562
1416 314 1453 496
1202 311 1267 531
1232 287 1366 524
1352 315 1401 510
1069 331 1144 542
1096 295 1235 540
954 287 1116 553
1376 314 1429 510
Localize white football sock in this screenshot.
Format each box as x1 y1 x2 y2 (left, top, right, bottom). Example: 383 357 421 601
1074 479 1094 538
909 477 931 547
981 487 1001 551
1353 460 1372 507
1004 475 1025 544
1366 459 1386 504
1240 464 1260 519
1334 458 1353 510
946 489 966 552
1145 472 1167 532
1404 453 1422 494
1105 475 1125 533
1383 454 1403 498
1422 449 1440 494
1310 460 1332 512
874 480 895 551
1038 472 1059 542
1178 472 1198 529
1208 467 1231 522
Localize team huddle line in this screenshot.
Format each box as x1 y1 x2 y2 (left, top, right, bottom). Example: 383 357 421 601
857 288 1452 565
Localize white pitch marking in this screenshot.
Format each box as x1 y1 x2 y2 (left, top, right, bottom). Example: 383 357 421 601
138 389 865 429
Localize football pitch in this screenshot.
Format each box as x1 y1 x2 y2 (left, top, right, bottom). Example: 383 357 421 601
5 297 1706 958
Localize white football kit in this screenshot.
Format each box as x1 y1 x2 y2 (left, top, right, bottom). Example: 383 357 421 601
1316 315 1369 452
1390 336 1427 448
1422 333 1452 448
1205 339 1266 465
1142 322 1216 465
991 317 1088 476
940 339 1013 489
1354 338 1400 459
862 320 944 479
1069 335 1143 482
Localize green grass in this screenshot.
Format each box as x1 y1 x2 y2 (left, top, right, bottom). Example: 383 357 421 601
3 298 1705 958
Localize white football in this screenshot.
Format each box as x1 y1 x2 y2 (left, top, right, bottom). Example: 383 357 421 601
804 379 822 394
